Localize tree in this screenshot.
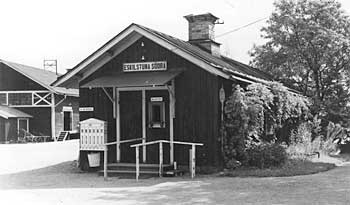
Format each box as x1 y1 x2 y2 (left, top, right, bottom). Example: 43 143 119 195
250 0 350 123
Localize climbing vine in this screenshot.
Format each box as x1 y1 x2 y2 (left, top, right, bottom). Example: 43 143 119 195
222 82 310 169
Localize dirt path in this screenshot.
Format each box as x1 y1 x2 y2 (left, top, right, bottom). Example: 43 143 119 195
0 161 350 204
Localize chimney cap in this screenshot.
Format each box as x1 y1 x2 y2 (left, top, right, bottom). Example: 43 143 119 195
184 13 219 23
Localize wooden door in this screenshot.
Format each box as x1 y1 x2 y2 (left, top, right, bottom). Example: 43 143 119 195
146 90 170 164
119 91 142 163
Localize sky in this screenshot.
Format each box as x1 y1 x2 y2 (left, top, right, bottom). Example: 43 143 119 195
1 0 350 74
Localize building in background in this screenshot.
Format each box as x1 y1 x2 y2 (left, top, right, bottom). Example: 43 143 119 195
0 59 79 142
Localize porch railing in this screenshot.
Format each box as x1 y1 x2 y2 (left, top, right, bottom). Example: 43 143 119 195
103 138 144 180
130 140 203 181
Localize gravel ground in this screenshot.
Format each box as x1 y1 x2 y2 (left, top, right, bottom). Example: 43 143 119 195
0 160 350 204
1 142 349 205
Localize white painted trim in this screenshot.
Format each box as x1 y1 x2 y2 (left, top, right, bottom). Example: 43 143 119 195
63 107 73 131
51 93 56 140
142 89 146 163
17 118 29 133
9 105 51 108
0 92 9 105
53 27 141 86
169 80 175 164
113 87 116 119
33 92 51 105
101 87 114 103
0 90 50 93
116 88 120 162
1 90 53 107
80 34 142 82
55 95 67 107
118 86 168 91
53 24 233 87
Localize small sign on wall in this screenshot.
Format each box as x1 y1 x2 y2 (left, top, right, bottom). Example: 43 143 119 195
62 106 73 111
79 107 94 112
151 97 163 102
123 61 167 72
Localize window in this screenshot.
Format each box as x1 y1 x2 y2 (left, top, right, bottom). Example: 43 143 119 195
8 93 32 105
0 93 7 105
148 101 165 128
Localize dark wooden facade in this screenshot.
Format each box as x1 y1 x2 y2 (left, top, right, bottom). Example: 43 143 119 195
0 118 16 142
0 63 45 91
0 62 79 141
78 37 233 166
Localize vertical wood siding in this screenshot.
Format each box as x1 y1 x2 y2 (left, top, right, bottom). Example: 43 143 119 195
79 87 116 162
80 36 222 166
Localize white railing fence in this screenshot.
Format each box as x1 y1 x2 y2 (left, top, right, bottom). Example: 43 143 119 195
103 138 144 180
130 140 203 181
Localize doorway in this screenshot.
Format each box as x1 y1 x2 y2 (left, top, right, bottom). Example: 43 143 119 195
119 91 143 163
117 88 171 164
63 107 73 131
145 90 170 163
17 118 29 133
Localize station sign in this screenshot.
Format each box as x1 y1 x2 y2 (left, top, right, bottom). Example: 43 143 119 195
123 61 167 72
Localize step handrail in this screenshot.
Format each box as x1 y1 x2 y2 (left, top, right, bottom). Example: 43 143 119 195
130 139 203 181
130 140 203 147
104 137 144 146
103 137 144 180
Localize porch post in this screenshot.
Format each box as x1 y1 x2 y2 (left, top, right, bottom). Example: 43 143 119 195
159 142 163 177
116 88 120 162
136 146 140 181
104 145 108 180
169 80 175 164
142 89 146 163
113 86 116 119
51 92 56 141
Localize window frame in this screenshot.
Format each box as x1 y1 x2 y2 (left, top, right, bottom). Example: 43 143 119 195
148 101 166 128
17 118 29 133
63 107 73 131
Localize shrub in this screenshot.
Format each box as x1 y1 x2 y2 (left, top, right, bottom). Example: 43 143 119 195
322 122 344 154
286 122 323 159
246 143 287 168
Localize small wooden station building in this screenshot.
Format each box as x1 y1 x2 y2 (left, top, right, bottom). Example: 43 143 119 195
53 13 272 174
0 60 79 142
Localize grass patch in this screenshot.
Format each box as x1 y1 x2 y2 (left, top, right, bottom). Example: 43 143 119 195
220 159 335 177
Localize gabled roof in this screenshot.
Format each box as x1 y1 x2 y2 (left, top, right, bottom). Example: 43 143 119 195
137 24 273 81
52 23 273 87
0 59 78 97
0 105 33 119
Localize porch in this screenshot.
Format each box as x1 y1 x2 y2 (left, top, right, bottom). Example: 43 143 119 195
79 70 203 180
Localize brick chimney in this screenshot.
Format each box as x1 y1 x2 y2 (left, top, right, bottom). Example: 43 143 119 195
184 13 221 57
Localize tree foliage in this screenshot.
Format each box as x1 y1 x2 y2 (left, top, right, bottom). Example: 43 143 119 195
223 83 309 169
250 0 350 123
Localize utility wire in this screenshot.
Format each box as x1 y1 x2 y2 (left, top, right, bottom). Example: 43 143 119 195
216 17 268 38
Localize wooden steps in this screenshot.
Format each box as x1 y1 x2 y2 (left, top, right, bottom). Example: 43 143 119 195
99 163 183 178
57 131 69 141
